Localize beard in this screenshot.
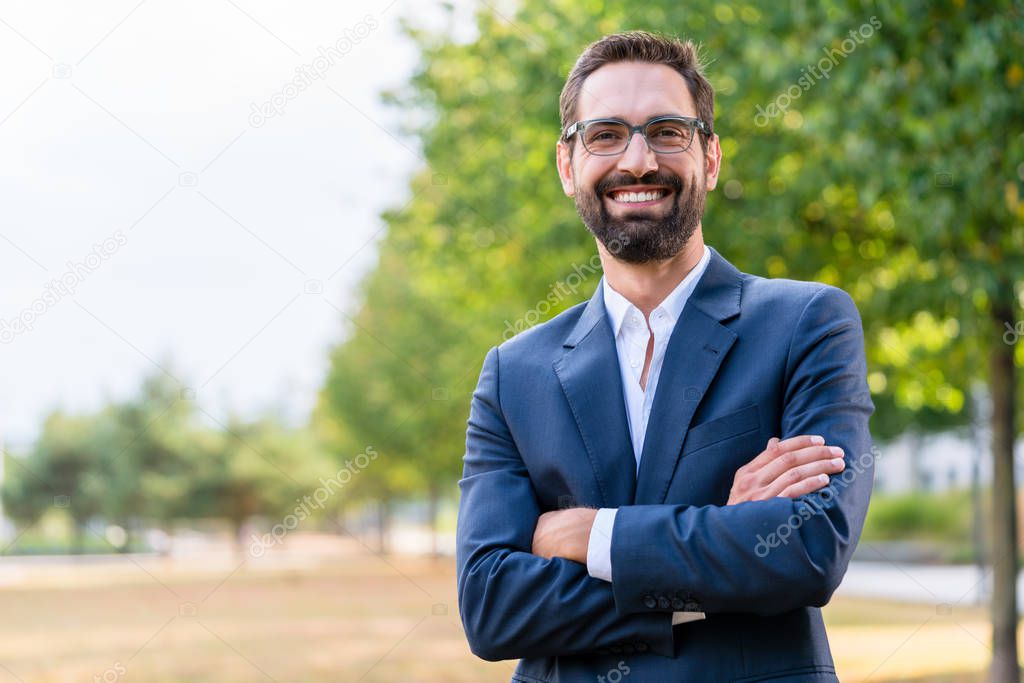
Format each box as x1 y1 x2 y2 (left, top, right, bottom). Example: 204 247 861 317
573 167 706 264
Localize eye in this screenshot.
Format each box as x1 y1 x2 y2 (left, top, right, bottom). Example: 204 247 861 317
649 124 686 138
587 126 625 142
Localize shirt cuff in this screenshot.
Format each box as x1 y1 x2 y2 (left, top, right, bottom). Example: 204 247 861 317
672 611 707 625
586 507 617 582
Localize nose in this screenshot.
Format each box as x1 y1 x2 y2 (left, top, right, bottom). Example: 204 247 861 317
616 131 658 178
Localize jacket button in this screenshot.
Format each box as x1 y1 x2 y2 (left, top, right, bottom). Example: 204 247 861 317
657 595 671 609
671 597 685 610
684 600 703 611
643 595 657 609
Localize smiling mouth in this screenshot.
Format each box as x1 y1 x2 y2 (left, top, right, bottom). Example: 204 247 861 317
605 188 671 207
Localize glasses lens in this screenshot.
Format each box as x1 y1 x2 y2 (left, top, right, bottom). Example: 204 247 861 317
582 121 630 155
645 119 694 153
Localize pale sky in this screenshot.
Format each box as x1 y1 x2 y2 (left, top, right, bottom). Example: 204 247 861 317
0 0 476 447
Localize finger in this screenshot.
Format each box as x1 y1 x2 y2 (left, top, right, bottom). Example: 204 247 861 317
756 445 844 488
764 456 845 499
744 434 827 473
740 436 783 472
776 434 826 454
777 473 833 499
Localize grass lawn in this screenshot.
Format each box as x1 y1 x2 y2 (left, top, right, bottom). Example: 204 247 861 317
825 597 991 682
0 542 1007 682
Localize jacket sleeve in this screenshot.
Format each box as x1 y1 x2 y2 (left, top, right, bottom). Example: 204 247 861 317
607 286 875 616
456 345 675 661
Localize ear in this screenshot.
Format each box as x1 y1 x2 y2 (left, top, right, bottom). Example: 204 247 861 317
703 133 722 192
556 139 576 197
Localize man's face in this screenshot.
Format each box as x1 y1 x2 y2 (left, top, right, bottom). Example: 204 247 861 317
556 62 721 264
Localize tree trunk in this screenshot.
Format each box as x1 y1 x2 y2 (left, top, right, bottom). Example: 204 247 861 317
233 517 247 560
120 519 134 554
71 521 84 555
427 483 440 559
910 431 926 491
989 304 1019 683
972 383 991 605
376 498 391 555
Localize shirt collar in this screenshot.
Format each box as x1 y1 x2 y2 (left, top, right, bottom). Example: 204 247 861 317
602 244 712 337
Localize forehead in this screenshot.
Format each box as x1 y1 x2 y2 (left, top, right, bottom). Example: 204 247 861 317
575 61 696 122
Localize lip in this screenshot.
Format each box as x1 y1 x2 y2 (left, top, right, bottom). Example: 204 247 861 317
605 185 673 208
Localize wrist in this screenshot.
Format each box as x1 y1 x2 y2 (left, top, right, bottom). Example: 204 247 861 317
573 507 598 563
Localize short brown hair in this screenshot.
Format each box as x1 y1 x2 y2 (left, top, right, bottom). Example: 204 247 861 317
559 31 714 151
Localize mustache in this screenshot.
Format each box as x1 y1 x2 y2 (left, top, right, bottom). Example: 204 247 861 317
595 172 684 196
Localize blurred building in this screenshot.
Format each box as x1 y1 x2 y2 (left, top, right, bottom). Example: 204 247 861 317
872 429 1024 494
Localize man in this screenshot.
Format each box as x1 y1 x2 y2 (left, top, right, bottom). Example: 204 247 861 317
456 31 874 682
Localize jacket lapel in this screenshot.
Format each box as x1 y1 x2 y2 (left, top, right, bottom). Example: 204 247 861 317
553 282 636 507
633 247 743 504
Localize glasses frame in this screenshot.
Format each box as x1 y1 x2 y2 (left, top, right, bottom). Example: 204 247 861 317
562 115 712 156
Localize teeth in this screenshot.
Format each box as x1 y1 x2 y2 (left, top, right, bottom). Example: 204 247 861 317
612 190 665 203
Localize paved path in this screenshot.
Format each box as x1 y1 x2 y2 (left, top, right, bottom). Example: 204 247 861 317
0 532 1009 610
840 560 995 607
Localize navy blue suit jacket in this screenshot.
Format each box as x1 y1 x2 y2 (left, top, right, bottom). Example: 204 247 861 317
456 247 874 682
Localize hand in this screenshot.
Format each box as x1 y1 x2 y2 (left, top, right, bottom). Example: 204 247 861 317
727 435 845 505
531 507 598 564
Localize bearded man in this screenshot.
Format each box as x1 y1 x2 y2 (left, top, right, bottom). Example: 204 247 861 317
456 30 874 683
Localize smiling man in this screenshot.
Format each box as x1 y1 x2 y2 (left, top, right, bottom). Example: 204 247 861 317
456 31 874 682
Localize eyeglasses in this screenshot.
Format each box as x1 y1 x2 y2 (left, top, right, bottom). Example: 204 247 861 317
562 115 711 156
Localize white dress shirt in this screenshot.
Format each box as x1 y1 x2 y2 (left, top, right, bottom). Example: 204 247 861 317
586 244 711 626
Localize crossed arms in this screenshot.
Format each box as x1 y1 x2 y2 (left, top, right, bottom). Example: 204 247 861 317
456 287 874 661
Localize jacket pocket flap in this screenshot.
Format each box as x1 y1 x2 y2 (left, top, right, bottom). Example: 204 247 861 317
684 404 760 455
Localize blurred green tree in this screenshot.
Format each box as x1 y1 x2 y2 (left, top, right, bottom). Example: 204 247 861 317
185 415 328 555
1 411 106 553
97 371 196 549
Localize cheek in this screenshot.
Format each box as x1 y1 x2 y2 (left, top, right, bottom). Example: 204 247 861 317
675 161 704 186
580 160 616 194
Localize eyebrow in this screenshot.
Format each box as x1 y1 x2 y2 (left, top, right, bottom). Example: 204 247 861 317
587 112 692 122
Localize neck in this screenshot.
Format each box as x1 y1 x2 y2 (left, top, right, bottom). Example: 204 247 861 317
598 228 705 318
